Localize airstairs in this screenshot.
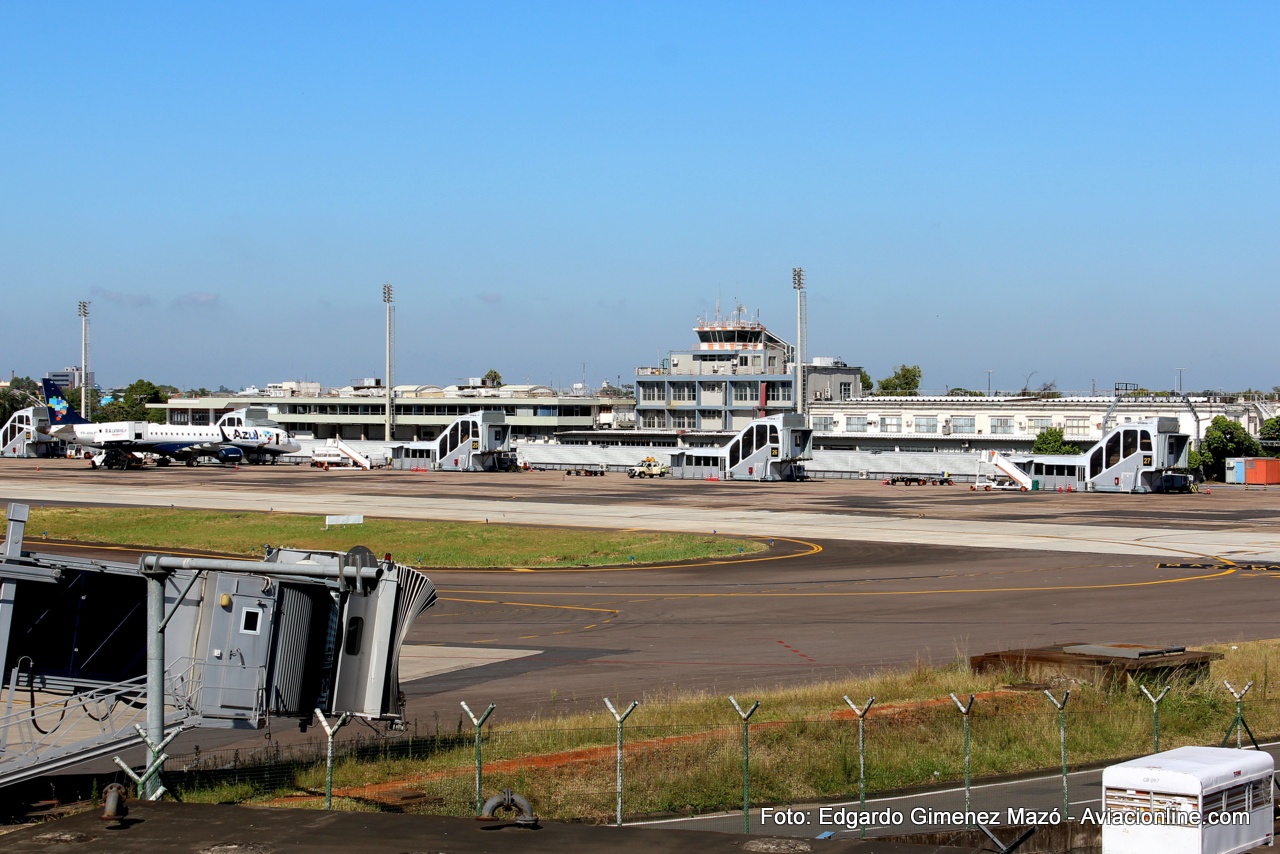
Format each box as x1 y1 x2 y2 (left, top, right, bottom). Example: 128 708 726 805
333 437 374 469
976 450 1033 490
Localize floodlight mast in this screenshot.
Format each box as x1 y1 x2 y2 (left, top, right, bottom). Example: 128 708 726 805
383 284 395 442
792 268 806 416
78 301 91 418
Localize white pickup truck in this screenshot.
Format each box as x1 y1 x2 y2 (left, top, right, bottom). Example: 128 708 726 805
627 458 669 479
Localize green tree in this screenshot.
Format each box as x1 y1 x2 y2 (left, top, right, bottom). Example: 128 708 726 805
483 368 503 388
1260 417 1280 443
0 377 51 424
876 365 922 396
947 387 985 397
10 376 39 396
858 368 873 395
1031 427 1080 455
96 379 169 424
0 388 23 425
1199 416 1262 480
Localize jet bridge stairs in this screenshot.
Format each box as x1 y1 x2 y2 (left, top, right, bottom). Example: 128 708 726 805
0 659 258 789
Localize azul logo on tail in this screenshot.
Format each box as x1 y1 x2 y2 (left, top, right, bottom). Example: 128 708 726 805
42 380 90 425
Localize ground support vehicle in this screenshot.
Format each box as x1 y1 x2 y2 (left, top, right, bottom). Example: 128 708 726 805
627 458 669 478
885 474 953 486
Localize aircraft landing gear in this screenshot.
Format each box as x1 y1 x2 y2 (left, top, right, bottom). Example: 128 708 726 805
103 449 130 470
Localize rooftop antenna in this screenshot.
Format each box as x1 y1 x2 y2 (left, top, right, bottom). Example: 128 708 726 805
78 301 91 418
383 284 395 442
792 267 807 416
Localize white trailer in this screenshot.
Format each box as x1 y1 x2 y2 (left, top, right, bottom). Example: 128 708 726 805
1101 746 1273 854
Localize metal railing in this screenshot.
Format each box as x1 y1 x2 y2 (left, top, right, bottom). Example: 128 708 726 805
0 670 153 786
0 656 268 788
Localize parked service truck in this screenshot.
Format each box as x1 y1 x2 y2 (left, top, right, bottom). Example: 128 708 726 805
627 458 669 479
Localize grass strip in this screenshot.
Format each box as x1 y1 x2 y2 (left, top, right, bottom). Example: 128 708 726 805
23 506 764 568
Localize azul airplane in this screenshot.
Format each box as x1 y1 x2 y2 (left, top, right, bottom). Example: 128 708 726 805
43 380 302 469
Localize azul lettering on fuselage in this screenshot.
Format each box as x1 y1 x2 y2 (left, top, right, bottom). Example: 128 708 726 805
222 427 269 443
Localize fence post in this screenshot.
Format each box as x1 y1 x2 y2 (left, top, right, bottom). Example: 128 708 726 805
729 696 760 834
1043 690 1070 820
461 701 496 816
314 708 350 811
950 693 975 827
1140 685 1170 753
842 695 875 838
604 697 639 827
111 723 187 802
1221 681 1258 750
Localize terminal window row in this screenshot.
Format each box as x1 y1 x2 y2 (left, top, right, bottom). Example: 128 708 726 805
827 415 1075 435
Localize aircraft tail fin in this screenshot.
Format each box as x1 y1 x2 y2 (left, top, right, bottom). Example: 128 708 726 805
42 379 90 426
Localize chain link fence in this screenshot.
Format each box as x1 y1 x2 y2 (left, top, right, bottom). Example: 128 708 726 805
159 685 1280 829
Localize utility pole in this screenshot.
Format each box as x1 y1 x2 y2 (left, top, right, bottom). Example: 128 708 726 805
986 370 992 397
78 301 91 418
383 284 394 442
792 268 806 416
1176 367 1185 394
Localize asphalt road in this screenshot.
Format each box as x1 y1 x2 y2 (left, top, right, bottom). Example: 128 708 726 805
400 537 1269 723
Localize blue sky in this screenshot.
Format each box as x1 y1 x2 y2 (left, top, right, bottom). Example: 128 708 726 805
1 3 1276 394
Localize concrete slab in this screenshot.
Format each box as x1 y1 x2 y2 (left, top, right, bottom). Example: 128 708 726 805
398 645 542 682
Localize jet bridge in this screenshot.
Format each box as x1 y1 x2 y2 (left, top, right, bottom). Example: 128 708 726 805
0 503 437 789
0 407 60 458
995 418 1193 494
393 410 514 471
668 413 813 481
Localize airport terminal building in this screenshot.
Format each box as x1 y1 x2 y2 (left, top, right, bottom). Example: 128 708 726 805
153 380 634 443
143 316 1273 458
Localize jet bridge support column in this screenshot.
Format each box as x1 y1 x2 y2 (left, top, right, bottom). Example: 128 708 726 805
142 560 167 801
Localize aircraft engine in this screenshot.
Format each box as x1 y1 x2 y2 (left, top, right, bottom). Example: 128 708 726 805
215 447 245 464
